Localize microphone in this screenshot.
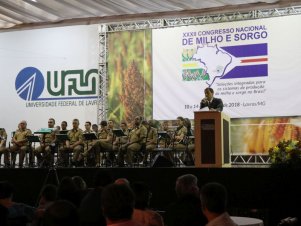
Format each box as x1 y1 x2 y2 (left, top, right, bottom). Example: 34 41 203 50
201 97 208 104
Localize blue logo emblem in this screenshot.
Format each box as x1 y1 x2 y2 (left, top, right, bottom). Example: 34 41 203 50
15 67 44 101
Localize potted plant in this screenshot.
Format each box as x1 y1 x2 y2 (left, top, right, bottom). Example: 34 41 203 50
269 140 301 168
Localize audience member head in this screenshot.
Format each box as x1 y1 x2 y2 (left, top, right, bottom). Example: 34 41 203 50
131 182 152 210
57 177 80 207
38 184 57 207
200 182 227 218
0 182 18 226
42 200 79 226
0 181 14 207
101 184 135 222
115 178 130 186
0 181 14 199
72 176 87 191
175 174 199 198
93 169 114 188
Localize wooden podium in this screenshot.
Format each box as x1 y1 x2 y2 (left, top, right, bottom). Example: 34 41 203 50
194 111 230 167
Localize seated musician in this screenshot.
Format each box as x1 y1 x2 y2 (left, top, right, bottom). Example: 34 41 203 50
183 118 195 165
112 121 129 152
142 120 158 164
158 121 173 148
34 118 57 167
117 116 147 167
10 120 32 168
156 121 174 162
78 121 98 166
58 119 84 167
0 128 10 167
85 120 113 167
172 117 188 152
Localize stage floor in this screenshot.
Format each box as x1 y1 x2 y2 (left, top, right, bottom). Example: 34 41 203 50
0 166 300 226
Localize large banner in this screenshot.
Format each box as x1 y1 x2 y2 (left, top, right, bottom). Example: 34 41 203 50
107 30 152 126
0 25 99 136
231 116 301 154
153 15 301 120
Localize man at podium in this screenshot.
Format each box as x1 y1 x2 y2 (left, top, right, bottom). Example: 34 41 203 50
200 87 223 112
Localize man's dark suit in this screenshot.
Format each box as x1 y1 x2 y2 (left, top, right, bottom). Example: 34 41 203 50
200 97 223 112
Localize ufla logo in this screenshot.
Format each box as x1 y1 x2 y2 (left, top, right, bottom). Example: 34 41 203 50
15 67 98 101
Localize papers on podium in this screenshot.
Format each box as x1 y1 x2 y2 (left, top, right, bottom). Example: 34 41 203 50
199 107 209 111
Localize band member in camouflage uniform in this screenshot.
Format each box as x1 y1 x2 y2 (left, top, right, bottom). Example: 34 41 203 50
117 116 147 167
172 117 188 152
85 121 113 167
142 120 158 164
0 128 10 167
113 121 129 152
10 120 32 167
78 121 98 166
34 118 57 167
58 119 83 167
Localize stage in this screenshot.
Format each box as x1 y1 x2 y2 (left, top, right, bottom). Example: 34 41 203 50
0 166 300 225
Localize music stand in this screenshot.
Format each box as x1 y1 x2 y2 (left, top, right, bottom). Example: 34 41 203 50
83 133 97 140
157 131 171 148
59 130 69 135
26 135 40 167
56 134 69 142
83 133 97 151
111 129 127 165
112 129 127 150
54 134 69 167
27 135 40 143
113 129 125 137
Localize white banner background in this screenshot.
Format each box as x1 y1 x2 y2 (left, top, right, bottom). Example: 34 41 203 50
153 15 301 120
0 25 99 137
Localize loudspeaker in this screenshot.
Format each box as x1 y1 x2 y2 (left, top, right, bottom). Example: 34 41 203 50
151 154 174 167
